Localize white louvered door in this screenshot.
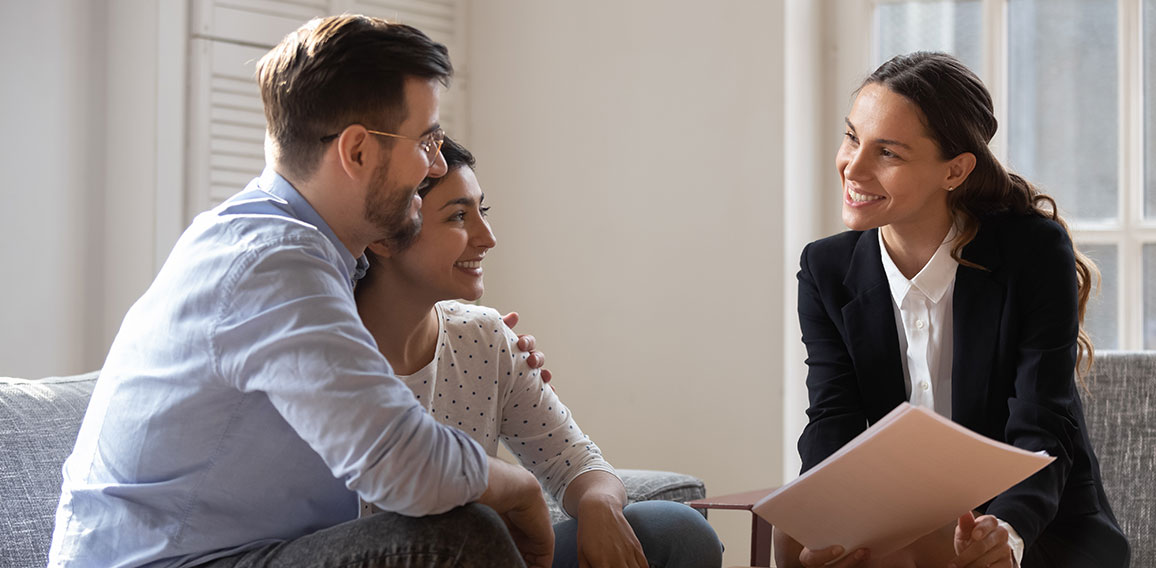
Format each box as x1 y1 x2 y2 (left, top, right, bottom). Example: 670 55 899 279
186 0 468 220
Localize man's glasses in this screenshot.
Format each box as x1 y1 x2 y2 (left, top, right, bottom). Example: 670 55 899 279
320 127 445 164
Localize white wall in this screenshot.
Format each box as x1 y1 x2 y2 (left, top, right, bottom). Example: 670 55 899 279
101 0 164 353
781 0 856 486
1 0 107 377
467 3 786 563
2 1 804 562
0 0 163 378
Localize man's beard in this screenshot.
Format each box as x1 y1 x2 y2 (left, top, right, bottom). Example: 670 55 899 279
364 160 422 253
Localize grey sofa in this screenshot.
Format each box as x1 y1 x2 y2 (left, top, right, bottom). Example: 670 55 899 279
0 371 705 568
1083 351 1156 567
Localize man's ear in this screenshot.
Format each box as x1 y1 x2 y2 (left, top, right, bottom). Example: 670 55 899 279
367 240 394 259
946 152 977 190
336 125 374 180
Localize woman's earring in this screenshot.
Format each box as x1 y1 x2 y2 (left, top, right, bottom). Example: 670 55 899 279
946 186 955 192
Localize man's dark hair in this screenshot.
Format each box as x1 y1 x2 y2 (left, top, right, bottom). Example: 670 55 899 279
257 15 452 181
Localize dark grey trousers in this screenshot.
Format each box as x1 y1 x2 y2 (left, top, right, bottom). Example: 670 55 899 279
199 503 526 568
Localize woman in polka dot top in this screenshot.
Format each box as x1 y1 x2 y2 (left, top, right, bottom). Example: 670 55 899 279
355 137 722 568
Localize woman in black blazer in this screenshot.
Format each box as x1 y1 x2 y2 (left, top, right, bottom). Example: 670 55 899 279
775 52 1128 568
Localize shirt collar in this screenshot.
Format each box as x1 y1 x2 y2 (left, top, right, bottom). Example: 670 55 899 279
255 167 369 285
878 226 959 304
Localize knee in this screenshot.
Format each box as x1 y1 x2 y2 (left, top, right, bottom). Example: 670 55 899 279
446 503 514 543
429 503 524 565
314 505 522 567
624 500 723 566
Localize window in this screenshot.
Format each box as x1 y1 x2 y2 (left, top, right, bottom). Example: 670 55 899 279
185 0 468 216
875 0 983 71
871 0 1156 350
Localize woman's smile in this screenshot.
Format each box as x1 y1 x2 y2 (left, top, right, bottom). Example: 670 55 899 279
845 186 885 205
454 257 484 274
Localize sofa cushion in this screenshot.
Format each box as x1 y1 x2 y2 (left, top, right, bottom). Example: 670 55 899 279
1083 351 1155 567
0 372 99 568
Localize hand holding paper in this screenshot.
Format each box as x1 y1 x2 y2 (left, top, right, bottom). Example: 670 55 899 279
756 403 1053 560
799 544 870 567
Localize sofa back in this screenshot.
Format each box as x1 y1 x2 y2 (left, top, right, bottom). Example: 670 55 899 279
0 372 98 568
1082 351 1155 567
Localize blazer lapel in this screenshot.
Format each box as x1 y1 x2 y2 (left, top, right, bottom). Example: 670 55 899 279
951 225 1006 431
841 229 907 422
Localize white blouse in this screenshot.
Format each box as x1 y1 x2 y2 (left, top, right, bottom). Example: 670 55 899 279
878 227 1024 564
878 228 957 418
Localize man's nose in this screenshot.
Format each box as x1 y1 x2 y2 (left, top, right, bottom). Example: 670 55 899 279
427 150 448 178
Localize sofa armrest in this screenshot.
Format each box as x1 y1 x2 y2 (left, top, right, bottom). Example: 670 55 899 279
0 372 101 568
545 469 706 524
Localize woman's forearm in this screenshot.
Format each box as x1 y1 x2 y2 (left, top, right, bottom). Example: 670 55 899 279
561 469 626 517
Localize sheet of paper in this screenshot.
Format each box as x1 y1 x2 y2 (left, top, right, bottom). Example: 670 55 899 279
754 403 1053 558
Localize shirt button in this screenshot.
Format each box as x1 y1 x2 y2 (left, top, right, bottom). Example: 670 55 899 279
920 381 930 391
915 319 925 329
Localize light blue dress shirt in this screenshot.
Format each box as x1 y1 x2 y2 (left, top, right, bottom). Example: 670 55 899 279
48 169 489 568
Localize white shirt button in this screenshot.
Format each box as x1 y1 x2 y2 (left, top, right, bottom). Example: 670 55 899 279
915 319 925 330
920 381 930 391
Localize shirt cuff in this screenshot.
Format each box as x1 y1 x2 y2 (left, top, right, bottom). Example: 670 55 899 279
996 518 1024 566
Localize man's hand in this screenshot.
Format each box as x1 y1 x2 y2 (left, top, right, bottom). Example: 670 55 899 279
477 459 554 568
950 512 1015 568
501 312 552 383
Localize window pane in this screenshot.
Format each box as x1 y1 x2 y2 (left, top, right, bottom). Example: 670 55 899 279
1146 0 1156 218
1008 0 1117 223
1081 243 1118 349
874 0 983 72
1145 245 1156 348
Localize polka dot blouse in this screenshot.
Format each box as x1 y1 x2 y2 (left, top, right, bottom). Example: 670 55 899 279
397 300 615 506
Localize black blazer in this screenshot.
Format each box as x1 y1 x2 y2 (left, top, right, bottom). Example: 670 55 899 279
796 214 1128 567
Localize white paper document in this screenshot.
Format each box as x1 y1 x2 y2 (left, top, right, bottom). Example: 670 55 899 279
754 403 1053 558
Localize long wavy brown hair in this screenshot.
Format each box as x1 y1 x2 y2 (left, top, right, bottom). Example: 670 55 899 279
864 52 1099 386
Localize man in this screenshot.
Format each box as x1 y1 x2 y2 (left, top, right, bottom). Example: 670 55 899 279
49 15 552 568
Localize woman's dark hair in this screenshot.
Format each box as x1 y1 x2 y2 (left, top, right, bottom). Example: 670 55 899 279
417 135 475 199
864 51 1099 381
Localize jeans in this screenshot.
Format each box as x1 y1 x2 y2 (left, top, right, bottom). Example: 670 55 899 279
199 500 721 568
198 503 525 568
551 500 723 568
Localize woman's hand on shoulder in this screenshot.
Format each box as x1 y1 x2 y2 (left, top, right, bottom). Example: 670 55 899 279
950 512 1016 568
502 311 552 383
